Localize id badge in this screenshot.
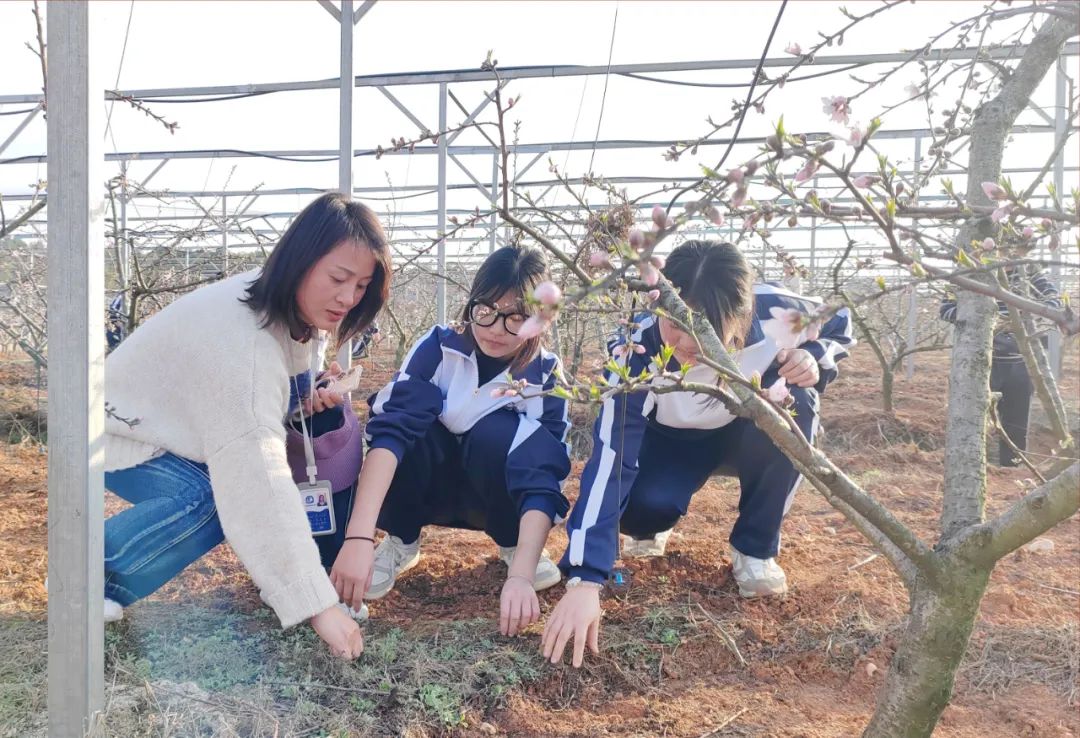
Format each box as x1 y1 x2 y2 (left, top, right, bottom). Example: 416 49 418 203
298 480 336 536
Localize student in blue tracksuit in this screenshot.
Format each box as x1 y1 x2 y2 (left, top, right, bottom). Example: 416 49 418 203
331 246 572 637
939 265 1061 466
541 240 855 667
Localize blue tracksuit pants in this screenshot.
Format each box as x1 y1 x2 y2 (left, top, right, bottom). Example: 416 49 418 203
620 385 819 559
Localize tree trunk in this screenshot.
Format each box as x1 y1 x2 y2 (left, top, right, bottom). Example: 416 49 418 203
882 367 894 415
863 567 991 738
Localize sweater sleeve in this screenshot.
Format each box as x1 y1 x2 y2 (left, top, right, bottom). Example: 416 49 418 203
559 338 653 584
364 327 445 462
204 338 338 629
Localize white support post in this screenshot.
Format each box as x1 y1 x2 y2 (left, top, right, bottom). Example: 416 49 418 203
339 0 354 200
1048 57 1065 378
46 4 105 737
338 0 355 368
905 135 922 381
436 82 447 324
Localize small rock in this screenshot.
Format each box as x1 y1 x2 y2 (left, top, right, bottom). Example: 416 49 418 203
823 526 837 536
479 722 498 735
865 662 878 678
1023 538 1055 554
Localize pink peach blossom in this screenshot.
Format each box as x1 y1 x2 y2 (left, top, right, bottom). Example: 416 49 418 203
766 377 790 403
640 263 660 286
516 316 547 339
652 205 667 228
647 289 661 301
589 252 613 268
981 182 1007 201
794 160 819 184
629 229 645 251
784 42 803 55
533 281 562 306
821 96 851 124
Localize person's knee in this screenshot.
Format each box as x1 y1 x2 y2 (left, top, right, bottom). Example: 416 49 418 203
464 410 517 458
621 491 683 537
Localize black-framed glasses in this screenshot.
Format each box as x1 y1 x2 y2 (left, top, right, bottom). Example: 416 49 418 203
468 300 528 336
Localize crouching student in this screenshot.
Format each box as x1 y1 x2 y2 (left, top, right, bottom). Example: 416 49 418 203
330 246 572 637
97 193 391 659
542 239 855 666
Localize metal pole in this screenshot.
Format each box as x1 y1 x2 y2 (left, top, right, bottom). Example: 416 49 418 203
221 195 228 273
119 161 129 301
46 3 105 736
1048 57 1065 378
436 82 447 324
0 102 42 157
338 1 355 369
489 153 498 253
339 0 354 200
905 135 922 380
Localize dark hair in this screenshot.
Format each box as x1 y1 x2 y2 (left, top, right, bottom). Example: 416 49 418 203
662 240 753 348
243 192 391 344
460 245 548 372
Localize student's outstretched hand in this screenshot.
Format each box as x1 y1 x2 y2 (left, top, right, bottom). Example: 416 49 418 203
499 575 540 636
775 348 819 388
330 538 375 612
310 604 364 659
541 584 602 667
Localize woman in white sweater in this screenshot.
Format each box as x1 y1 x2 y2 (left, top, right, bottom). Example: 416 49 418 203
101 192 390 659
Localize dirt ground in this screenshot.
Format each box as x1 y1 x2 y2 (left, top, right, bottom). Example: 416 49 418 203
0 343 1078 737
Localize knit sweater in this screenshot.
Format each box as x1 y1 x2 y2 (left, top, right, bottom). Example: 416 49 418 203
103 270 339 628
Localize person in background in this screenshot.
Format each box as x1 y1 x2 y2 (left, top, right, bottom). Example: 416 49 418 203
940 264 1061 466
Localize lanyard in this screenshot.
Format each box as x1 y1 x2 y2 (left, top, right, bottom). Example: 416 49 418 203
291 335 327 486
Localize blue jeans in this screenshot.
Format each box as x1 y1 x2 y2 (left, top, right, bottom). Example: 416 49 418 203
104 453 224 606
104 451 356 606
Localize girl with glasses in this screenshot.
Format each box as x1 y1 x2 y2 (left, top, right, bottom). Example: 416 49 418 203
330 246 571 638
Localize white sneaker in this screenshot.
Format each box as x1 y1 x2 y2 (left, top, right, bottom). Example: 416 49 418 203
336 601 369 621
45 577 124 623
365 535 421 600
729 545 788 598
621 529 673 558
497 546 562 591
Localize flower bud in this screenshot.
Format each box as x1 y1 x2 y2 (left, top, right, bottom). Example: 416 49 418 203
652 205 667 228
533 281 562 306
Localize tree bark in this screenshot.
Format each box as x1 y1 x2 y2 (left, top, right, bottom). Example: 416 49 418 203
863 567 990 738
940 14 1076 539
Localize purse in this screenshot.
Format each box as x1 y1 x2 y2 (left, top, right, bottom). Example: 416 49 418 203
285 403 364 495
